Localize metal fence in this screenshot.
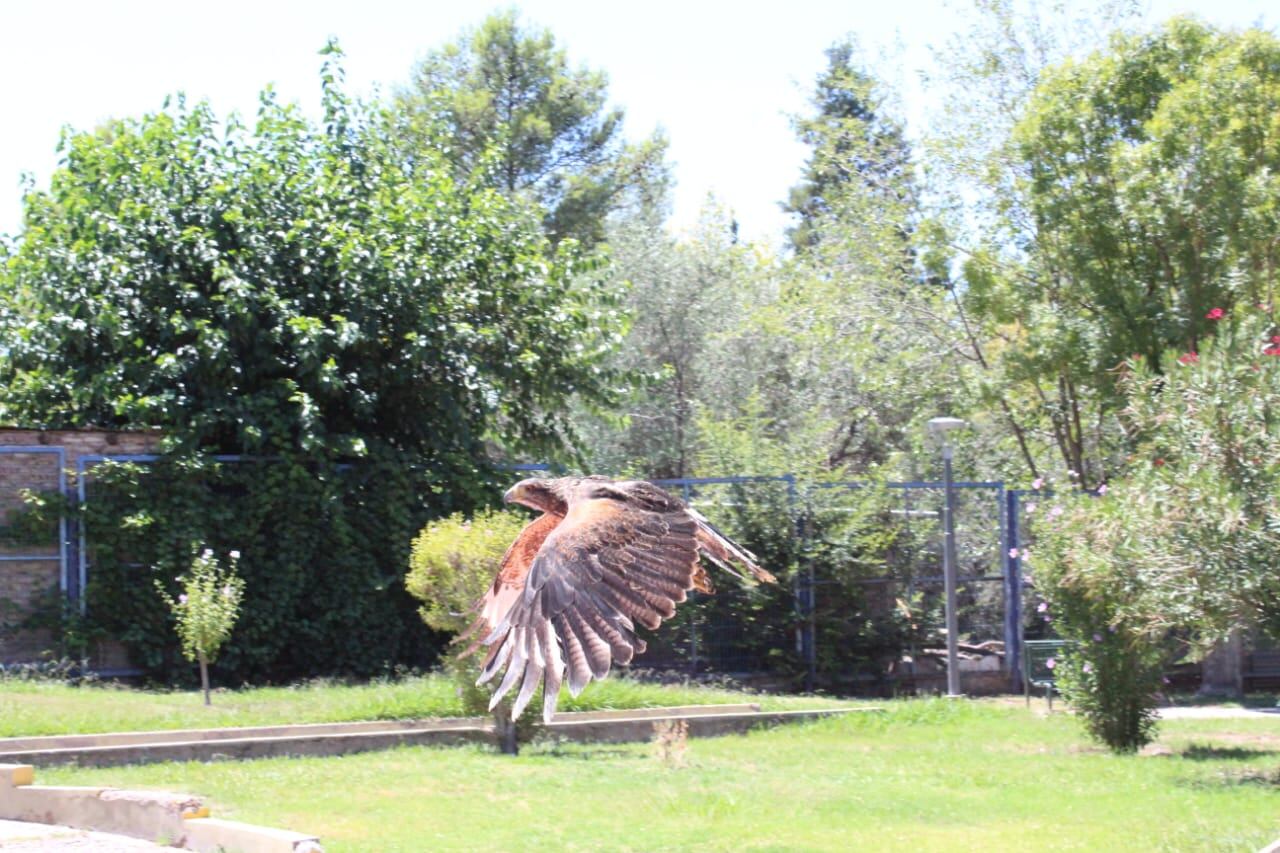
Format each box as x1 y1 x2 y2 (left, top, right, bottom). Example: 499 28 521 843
3 451 1035 691
632 476 1019 695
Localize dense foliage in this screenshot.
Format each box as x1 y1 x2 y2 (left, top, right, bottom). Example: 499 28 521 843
406 508 530 636
0 46 625 681
0 46 623 462
1032 305 1280 749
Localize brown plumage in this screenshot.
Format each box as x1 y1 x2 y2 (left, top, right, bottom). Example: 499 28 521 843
467 475 776 722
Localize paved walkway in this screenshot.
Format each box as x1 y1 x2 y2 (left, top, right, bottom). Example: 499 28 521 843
0 819 180 851
1158 705 1280 719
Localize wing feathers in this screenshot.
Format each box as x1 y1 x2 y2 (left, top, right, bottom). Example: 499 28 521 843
475 478 775 723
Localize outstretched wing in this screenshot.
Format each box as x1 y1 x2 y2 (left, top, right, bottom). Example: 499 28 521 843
612 479 776 585
457 512 562 658
478 496 701 722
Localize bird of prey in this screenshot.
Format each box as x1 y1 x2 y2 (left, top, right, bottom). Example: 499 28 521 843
464 475 775 723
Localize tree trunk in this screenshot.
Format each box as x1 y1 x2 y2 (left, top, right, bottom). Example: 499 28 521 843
1198 631 1245 700
495 712 519 755
199 651 211 706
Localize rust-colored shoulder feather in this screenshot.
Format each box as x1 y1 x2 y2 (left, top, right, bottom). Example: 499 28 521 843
456 511 561 659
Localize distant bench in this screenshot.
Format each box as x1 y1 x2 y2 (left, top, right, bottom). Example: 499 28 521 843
1023 639 1072 709
1245 650 1280 688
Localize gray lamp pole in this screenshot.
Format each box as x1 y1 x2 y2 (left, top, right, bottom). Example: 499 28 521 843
928 417 966 697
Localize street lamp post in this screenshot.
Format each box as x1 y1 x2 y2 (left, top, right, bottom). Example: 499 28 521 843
928 417 966 697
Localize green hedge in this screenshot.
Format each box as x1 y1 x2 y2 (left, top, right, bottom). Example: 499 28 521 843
82 452 498 683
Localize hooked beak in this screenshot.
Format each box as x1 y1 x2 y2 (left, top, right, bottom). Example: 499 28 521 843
503 484 521 505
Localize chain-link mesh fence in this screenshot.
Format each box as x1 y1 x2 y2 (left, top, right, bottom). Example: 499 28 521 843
632 476 1013 696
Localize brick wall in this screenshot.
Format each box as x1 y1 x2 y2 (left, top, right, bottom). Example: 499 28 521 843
0 429 162 666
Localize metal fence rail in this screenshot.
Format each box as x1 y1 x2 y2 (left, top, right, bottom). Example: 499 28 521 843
3 452 1032 691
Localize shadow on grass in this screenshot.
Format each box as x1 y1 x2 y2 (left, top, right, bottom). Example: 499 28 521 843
1180 744 1280 762
526 740 642 761
1162 691 1279 709
1181 767 1280 790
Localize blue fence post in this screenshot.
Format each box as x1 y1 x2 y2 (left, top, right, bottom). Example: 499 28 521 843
1004 489 1023 693
681 481 698 675
784 474 816 692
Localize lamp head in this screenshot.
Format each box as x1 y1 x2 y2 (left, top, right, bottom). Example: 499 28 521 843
927 417 967 437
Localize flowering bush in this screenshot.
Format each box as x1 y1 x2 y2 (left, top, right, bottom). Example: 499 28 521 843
1031 502 1167 751
157 549 245 705
1032 306 1280 751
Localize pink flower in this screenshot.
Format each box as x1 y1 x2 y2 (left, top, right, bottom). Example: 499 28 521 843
1049 505 1064 519
1092 633 1103 643
178 594 188 605
1097 484 1108 496
1045 658 1056 669
1037 602 1048 613
1205 308 1224 320
1025 502 1037 514
1082 662 1093 674
1178 352 1199 365
1031 477 1044 490
1008 547 1020 559
1265 345 1280 357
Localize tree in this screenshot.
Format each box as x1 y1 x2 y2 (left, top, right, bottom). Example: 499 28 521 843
0 44 622 464
0 45 626 681
157 548 245 706
784 38 916 255
395 11 668 248
574 201 766 478
1033 305 1280 749
937 14 1280 486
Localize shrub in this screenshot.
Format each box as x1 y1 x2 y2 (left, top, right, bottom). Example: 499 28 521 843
1032 494 1168 752
1030 305 1280 751
406 508 534 752
157 548 245 705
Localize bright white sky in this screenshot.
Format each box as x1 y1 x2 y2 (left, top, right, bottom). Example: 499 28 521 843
1 0 1274 246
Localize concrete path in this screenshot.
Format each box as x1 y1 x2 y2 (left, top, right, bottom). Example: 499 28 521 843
1158 705 1280 719
0 818 181 850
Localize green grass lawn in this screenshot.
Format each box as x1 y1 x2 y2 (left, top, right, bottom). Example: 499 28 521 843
38 698 1280 852
0 674 851 737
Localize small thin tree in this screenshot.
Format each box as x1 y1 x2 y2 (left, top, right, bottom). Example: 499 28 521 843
158 549 244 706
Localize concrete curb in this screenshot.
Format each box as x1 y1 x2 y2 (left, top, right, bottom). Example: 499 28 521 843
0 763 321 852
0 703 763 753
0 704 874 768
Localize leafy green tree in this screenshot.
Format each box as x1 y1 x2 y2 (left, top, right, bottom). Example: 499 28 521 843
1033 305 1280 749
396 10 668 248
574 201 767 478
0 44 622 463
784 38 916 255
0 45 626 680
937 14 1280 485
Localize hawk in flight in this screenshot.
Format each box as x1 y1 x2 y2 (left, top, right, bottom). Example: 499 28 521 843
465 476 775 722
